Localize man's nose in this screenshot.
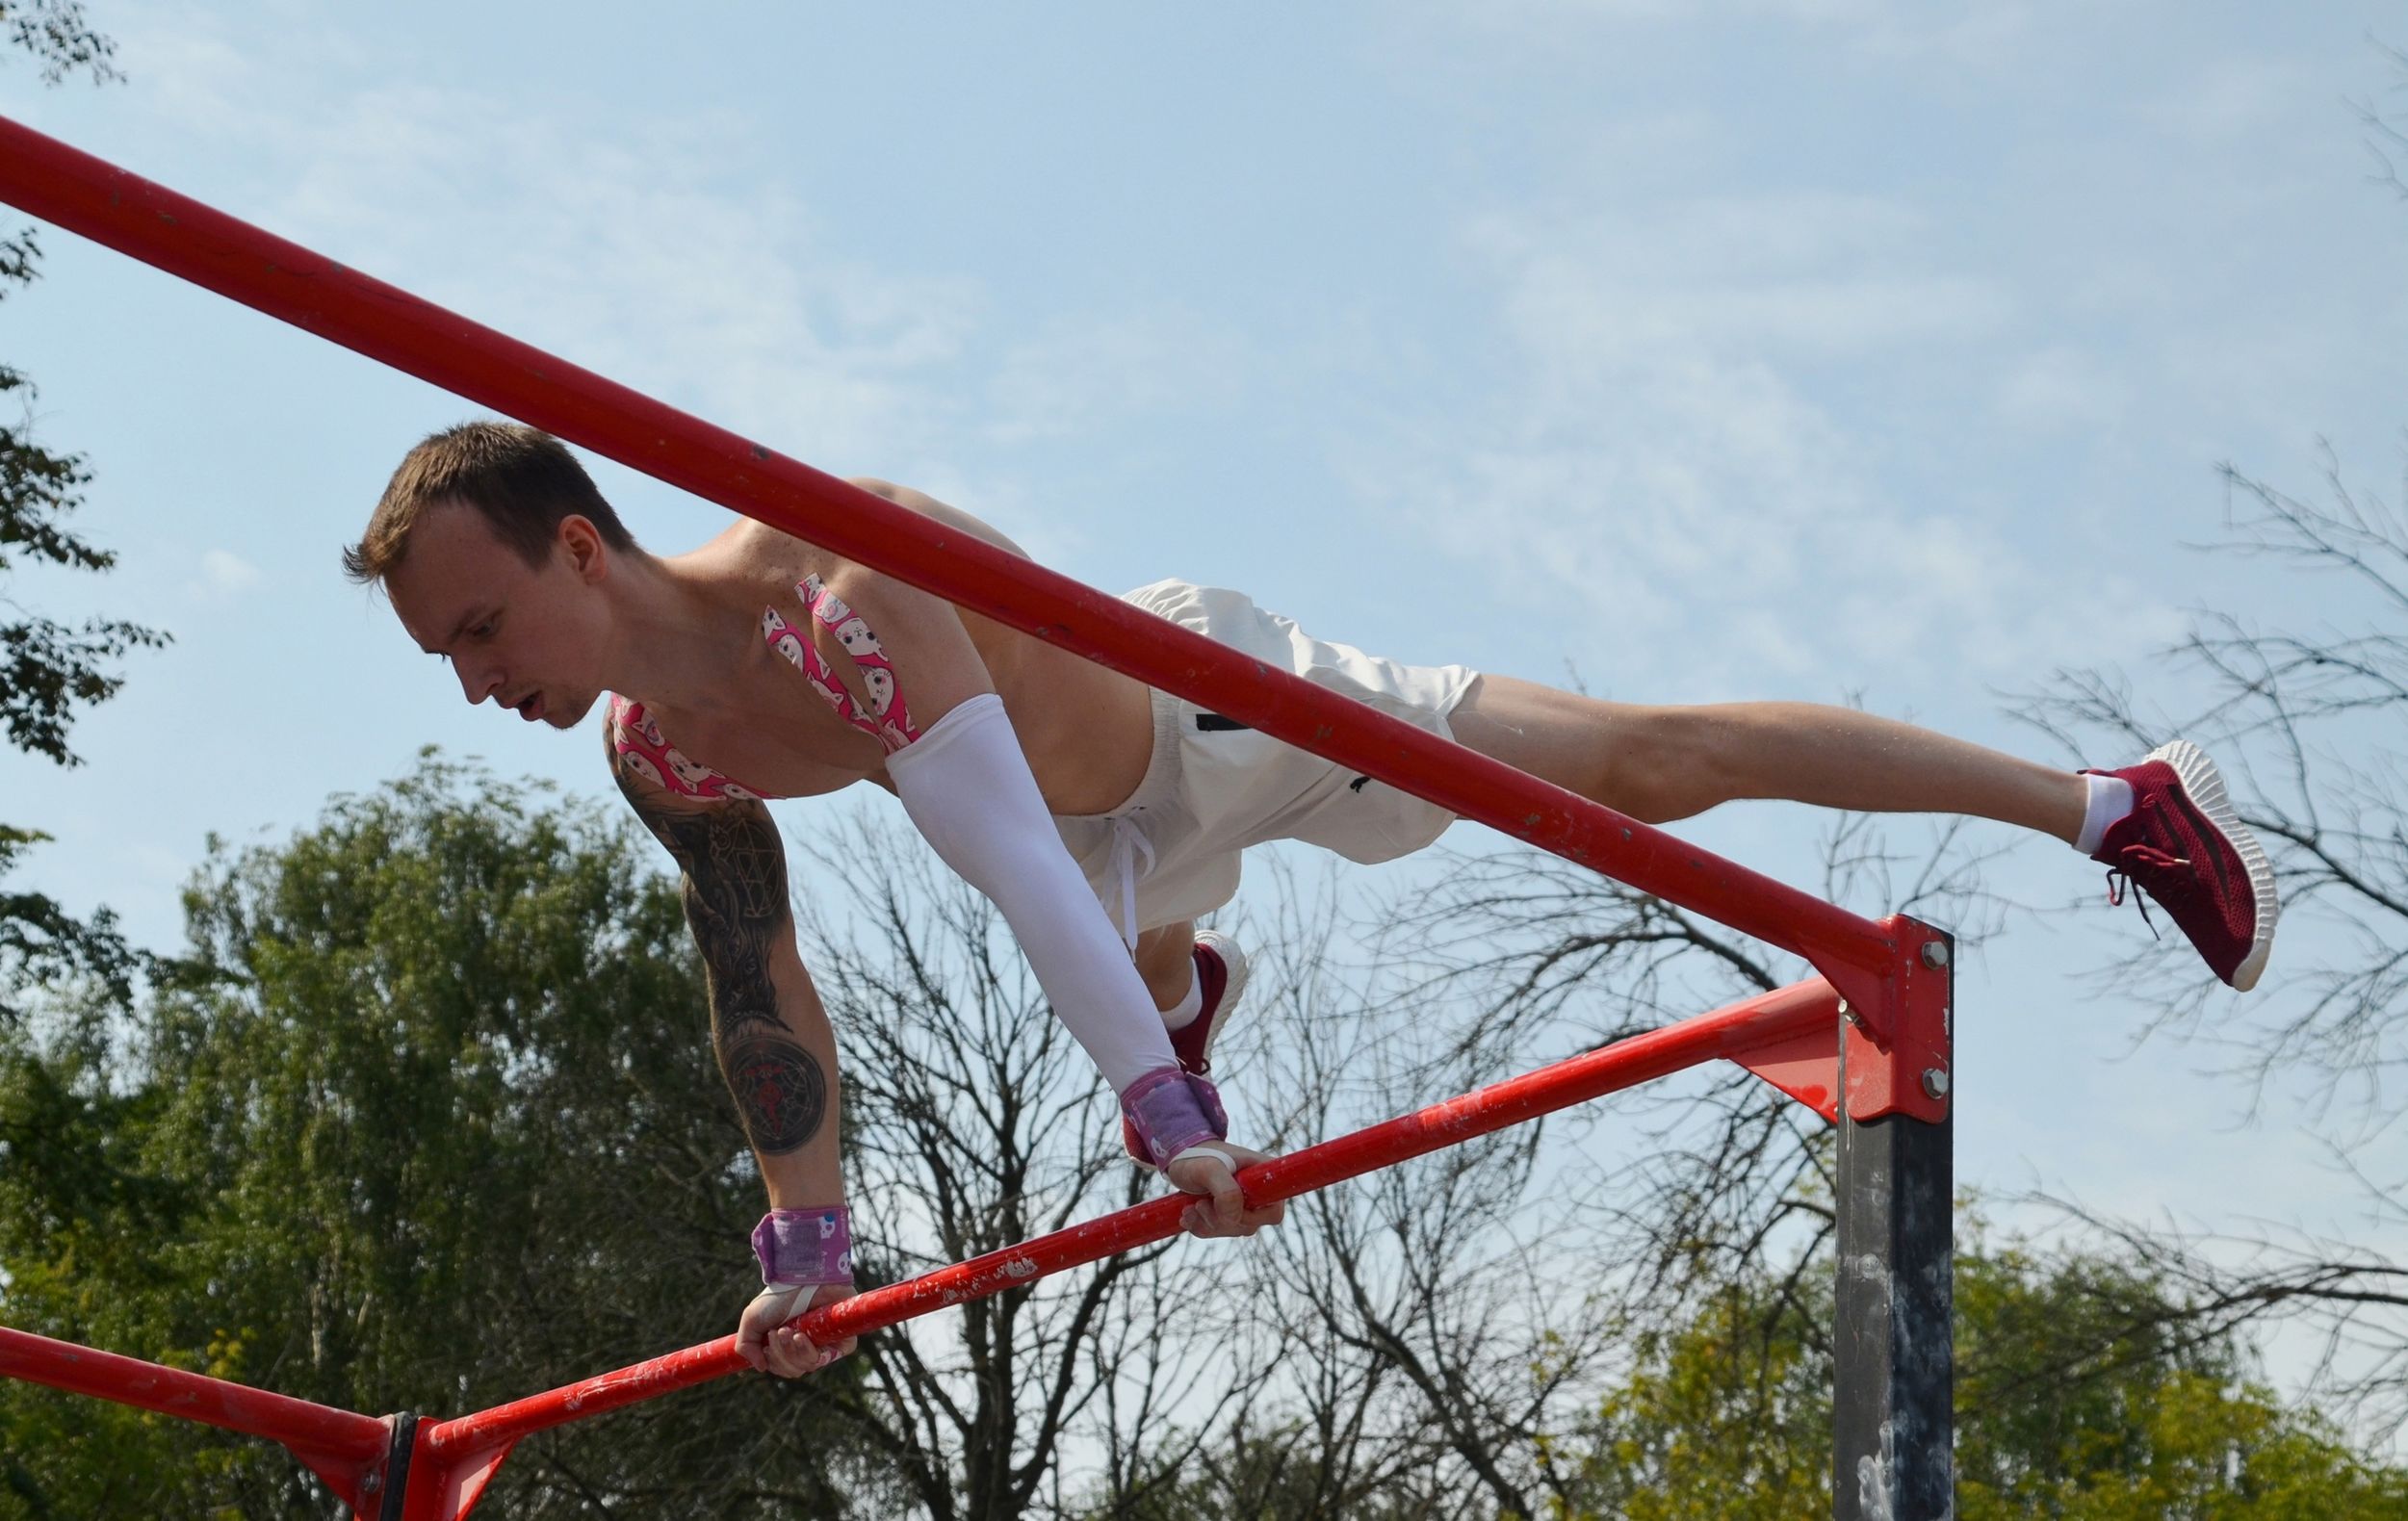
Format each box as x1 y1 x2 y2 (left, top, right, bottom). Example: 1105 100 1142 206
455 660 501 706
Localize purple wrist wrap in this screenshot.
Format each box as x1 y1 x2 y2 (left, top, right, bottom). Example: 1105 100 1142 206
752 1205 854 1286
1120 1066 1229 1170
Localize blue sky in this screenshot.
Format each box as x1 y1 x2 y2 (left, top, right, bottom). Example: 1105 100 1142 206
5 0 2407 1390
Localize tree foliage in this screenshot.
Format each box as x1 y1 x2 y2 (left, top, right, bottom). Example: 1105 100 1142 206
0 758 902 1518
0 1 164 1024
0 0 115 86
0 224 166 769
0 769 1263 1519
1548 1226 2408 1520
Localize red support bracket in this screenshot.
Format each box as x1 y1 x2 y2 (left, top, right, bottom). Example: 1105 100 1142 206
1841 915 1953 1123
1729 1008 1845 1122
396 1431 515 1521
1732 916 1953 1125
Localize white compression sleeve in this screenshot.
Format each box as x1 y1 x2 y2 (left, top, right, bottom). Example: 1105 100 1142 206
885 693 1177 1094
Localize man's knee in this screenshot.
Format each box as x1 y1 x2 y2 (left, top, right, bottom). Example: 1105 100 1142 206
1594 706 1731 824
1452 678 1729 823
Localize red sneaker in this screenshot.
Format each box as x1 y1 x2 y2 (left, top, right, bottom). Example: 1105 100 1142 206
2085 740 2277 991
1169 930 1249 1077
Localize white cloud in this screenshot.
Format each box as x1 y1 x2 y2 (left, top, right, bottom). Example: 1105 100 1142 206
1467 193 2014 366
196 547 262 599
1995 347 2131 434
1403 0 2037 70
983 310 1249 446
1360 191 2179 694
2142 57 2318 143
110 9 983 471
1842 5 2034 67
265 86 982 465
1425 0 1889 26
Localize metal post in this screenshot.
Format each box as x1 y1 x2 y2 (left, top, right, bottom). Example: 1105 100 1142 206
1832 927 1955 1519
375 1412 419 1521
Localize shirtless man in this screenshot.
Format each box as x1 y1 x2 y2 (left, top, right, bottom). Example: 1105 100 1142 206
348 422 2278 1380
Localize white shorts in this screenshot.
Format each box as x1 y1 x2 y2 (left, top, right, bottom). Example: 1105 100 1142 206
1053 580 1480 942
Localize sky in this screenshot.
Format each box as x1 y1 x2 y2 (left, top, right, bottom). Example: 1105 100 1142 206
5 0 2407 1403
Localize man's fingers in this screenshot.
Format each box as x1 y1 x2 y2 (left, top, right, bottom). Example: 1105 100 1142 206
1164 1148 1289 1238
1213 1171 1244 1227
737 1315 781 1373
767 1327 826 1378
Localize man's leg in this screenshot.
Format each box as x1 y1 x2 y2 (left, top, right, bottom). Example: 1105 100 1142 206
1134 920 1198 1013
1445 675 2088 839
1442 675 2277 989
1132 917 1254 1074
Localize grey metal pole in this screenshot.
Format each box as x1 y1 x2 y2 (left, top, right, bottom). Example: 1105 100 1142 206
1832 926 1955 1519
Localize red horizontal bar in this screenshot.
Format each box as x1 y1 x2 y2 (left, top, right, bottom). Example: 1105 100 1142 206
0 115 1902 1018
0 1324 388 1461
423 979 1839 1459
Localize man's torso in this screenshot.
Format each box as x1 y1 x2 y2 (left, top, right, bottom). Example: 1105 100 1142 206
617 483 1156 817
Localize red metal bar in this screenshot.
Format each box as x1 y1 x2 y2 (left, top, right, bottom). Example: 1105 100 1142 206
0 115 1906 1029
0 1325 395 1510
0 1325 387 1458
422 978 1839 1467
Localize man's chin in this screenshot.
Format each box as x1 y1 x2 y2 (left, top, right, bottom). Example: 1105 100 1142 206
548 691 601 729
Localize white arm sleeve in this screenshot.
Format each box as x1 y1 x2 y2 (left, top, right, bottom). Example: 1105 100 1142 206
885 693 1176 1094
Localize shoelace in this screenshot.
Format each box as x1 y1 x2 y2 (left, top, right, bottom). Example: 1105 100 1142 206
2103 840 2191 941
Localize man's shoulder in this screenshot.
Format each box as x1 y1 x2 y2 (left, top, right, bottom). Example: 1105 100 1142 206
697 477 1029 592
842 477 1032 561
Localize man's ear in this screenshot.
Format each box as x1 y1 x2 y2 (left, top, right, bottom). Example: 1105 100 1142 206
558 515 609 582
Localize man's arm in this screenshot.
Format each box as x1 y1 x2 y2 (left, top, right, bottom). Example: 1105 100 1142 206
610 770 841 1206
609 743 858 1377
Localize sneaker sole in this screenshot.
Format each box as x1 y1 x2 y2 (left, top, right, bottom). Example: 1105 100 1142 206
1183 929 1251 1068
2149 738 2278 992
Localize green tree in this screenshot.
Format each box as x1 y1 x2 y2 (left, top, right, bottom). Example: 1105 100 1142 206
0 758 905 1517
1545 1226 2408 1519
1 0 113 80
0 13 179 1508
0 0 166 1024
2000 40 2408 1439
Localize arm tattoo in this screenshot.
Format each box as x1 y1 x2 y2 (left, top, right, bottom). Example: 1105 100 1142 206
613 755 827 1156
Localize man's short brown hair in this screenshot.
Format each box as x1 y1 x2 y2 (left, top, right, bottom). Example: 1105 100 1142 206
344 422 636 583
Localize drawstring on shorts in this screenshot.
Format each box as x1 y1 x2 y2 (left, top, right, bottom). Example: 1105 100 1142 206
1107 815 1156 952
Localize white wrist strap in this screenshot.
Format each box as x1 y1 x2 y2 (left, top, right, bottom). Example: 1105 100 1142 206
1173 1143 1244 1172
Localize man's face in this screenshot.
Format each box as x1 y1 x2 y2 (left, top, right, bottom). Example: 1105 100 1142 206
385 503 610 730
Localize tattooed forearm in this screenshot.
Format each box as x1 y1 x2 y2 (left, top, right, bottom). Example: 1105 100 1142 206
614 761 829 1156
720 1028 827 1155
